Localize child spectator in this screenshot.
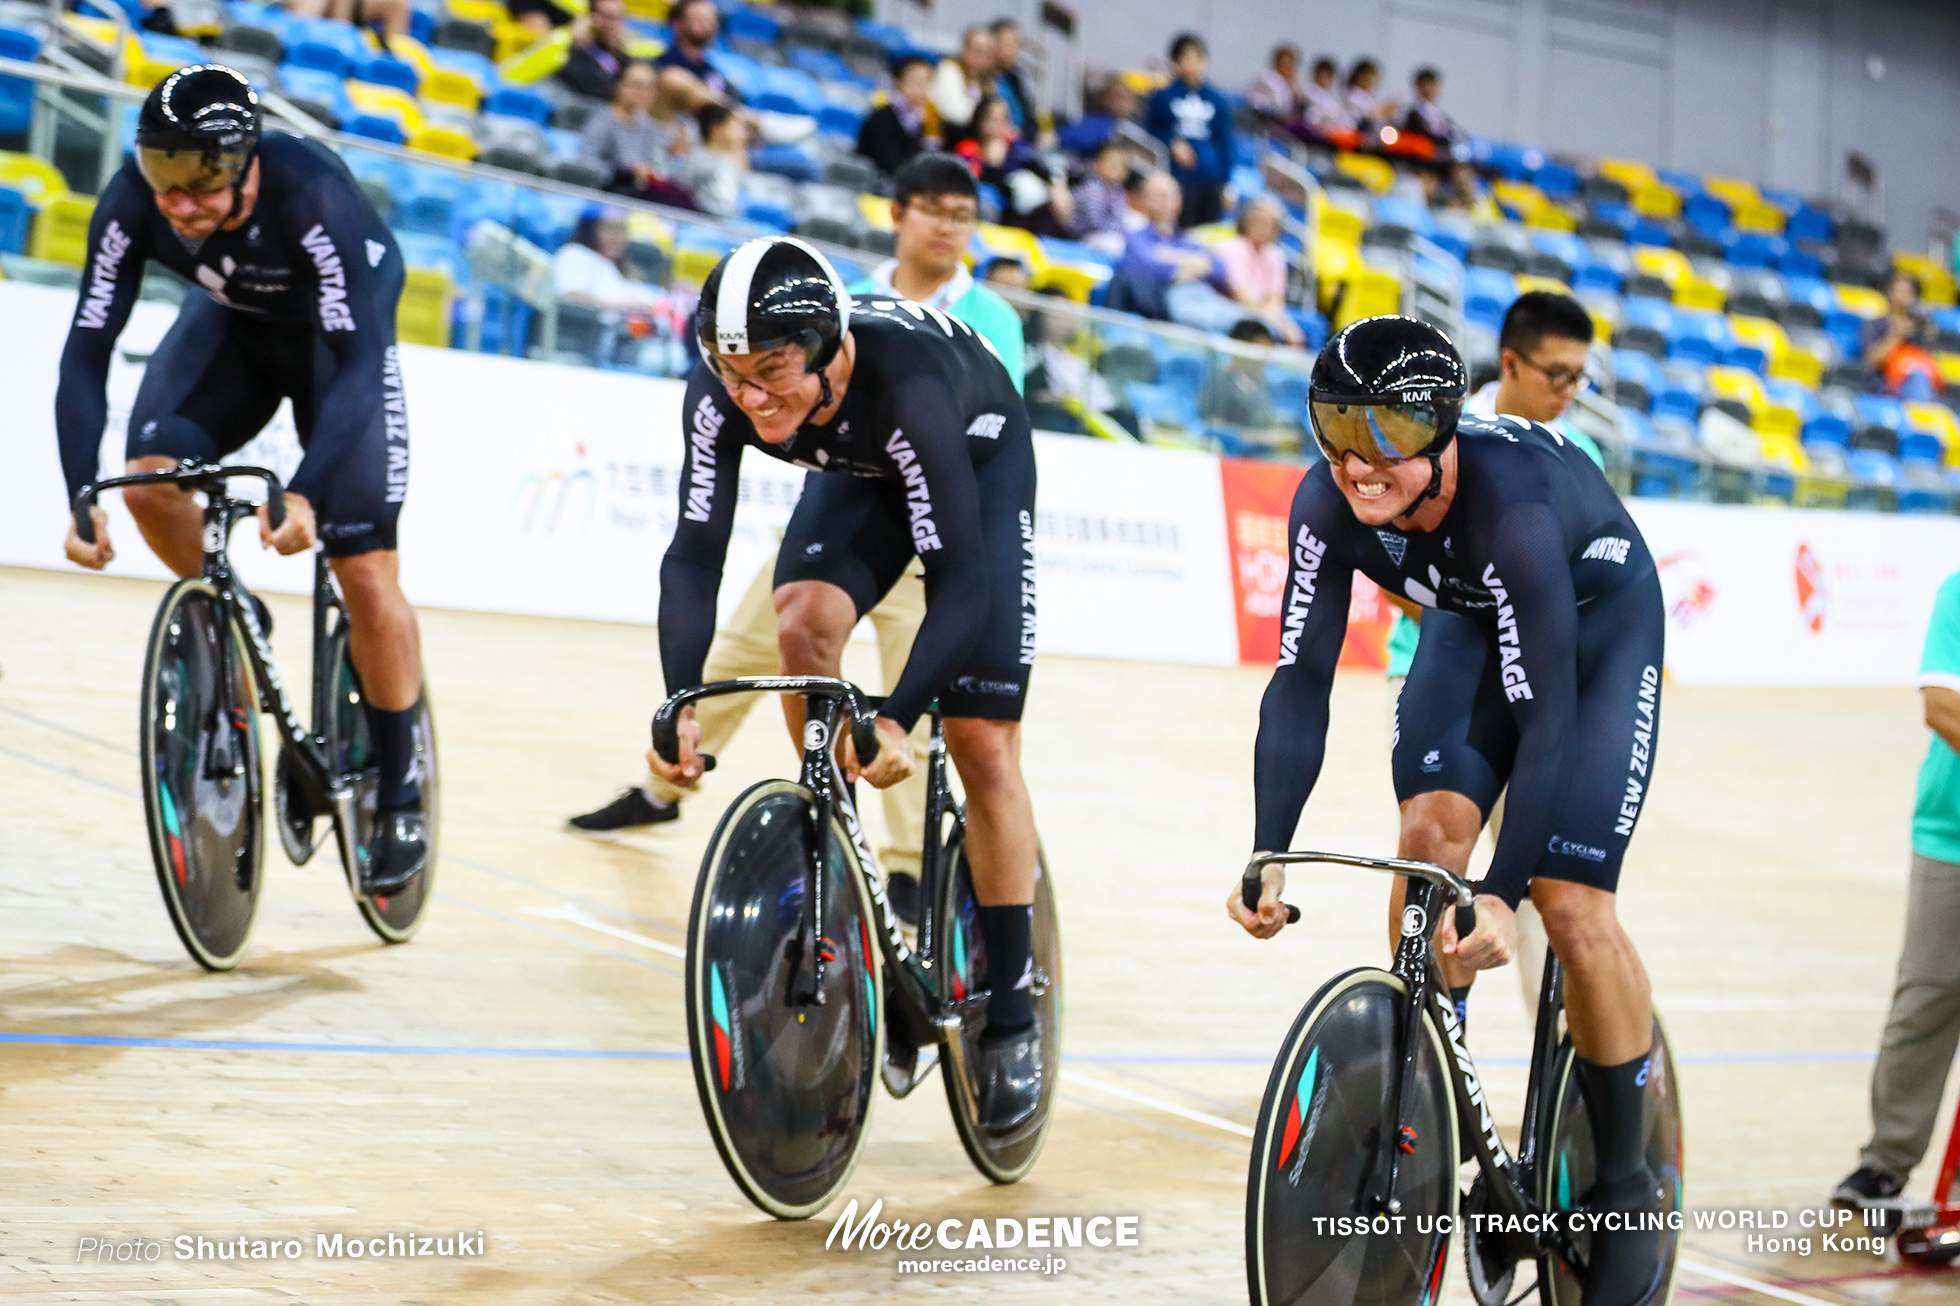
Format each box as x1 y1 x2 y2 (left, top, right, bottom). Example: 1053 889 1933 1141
673 103 748 218
955 95 1073 237
857 53 938 178
1145 33 1234 228
1070 137 1132 255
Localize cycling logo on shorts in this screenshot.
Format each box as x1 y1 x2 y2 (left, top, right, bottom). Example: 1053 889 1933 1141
1421 749 1442 773
1276 1045 1326 1181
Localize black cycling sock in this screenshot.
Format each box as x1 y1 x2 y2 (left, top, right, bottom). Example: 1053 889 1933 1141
366 703 422 810
1575 1050 1653 1185
1449 985 1473 1033
978 903 1035 1034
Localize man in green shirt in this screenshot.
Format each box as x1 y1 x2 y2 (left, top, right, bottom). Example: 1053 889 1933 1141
1834 570 1960 1209
849 151 1026 390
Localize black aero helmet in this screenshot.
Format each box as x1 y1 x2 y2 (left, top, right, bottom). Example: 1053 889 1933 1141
1308 314 1466 502
696 235 852 376
135 64 261 198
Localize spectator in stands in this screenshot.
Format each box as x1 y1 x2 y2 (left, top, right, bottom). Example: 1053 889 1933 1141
672 103 748 218
1200 318 1288 436
287 0 409 43
1146 33 1235 228
990 18 1040 138
983 254 1032 292
1246 43 1302 124
956 95 1074 237
556 0 632 103
857 53 938 178
859 153 1025 377
1403 66 1467 159
653 0 734 118
1299 55 1358 147
1471 290 1604 461
932 25 997 142
1863 270 1942 399
1058 74 1138 157
1108 170 1249 334
1070 137 1133 255
1344 57 1395 131
581 60 696 209
554 205 667 316
1217 196 1303 345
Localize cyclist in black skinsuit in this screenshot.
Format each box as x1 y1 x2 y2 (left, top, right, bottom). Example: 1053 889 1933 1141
649 235 1045 1133
55 65 428 896
1230 316 1666 1306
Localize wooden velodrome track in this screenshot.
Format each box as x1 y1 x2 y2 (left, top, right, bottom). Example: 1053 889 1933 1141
1 562 1955 1304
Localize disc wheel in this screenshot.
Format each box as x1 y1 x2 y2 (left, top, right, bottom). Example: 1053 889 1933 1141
1246 968 1458 1306
320 613 438 943
140 580 265 971
934 838 1062 1184
1537 1015 1684 1306
684 780 881 1220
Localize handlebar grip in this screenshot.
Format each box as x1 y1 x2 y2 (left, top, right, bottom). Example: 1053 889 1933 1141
73 491 97 545
265 488 286 530
1455 900 1477 942
850 710 879 764
651 707 680 764
1242 869 1302 924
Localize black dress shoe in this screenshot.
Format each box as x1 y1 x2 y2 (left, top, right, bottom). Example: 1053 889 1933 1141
568 788 678 832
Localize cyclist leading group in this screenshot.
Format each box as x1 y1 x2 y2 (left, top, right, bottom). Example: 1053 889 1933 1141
54 65 428 896
1232 315 1669 1306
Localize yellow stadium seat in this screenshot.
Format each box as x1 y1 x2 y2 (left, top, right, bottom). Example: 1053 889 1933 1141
395 267 454 346
1630 244 1691 289
1313 237 1361 312
623 0 669 18
1905 401 1960 456
345 81 426 133
444 0 506 24
1675 274 1725 311
494 18 539 60
1491 177 1542 212
623 209 674 251
1032 263 1103 303
1730 314 1789 357
1316 202 1364 248
670 244 721 289
1334 263 1401 328
1937 352 1960 386
1525 204 1577 232
1732 198 1785 234
1895 251 1958 307
125 41 196 90
1334 151 1395 193
421 65 485 109
858 192 894 232
0 151 68 206
1516 273 1571 296
1703 176 1758 209
1835 283 1888 318
407 125 476 160
1705 365 1768 413
975 222 1047 276
499 27 569 82
1597 158 1656 191
1768 348 1824 388
1757 431 1809 472
29 192 94 266
60 13 120 50
378 32 435 76
1630 181 1681 220
1752 406 1801 442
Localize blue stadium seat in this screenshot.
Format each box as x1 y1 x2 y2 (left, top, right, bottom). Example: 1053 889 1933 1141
1900 430 1944 463
429 46 498 94
1786 204 1834 244
1155 348 1207 396
854 18 910 54
1571 260 1622 295
1803 413 1851 448
1776 246 1824 279
725 6 780 43
1464 267 1518 324
1727 232 1785 269
354 53 420 93
515 190 587 250
1666 311 1732 366
1626 217 1673 247
395 231 469 287
787 47 851 83
751 142 820 182
1766 379 1819 423
1619 297 1675 336
1372 195 1434 239
741 197 795 231
394 186 457 237
341 113 407 145
706 49 765 103
484 86 552 126
1532 161 1578 200
284 39 353 78
1681 192 1730 237
1649 386 1701 427
817 102 864 140
0 26 40 135
1125 381 1201 429
1268 370 1312 418
1480 140 1544 182
1823 307 1864 362
0 183 27 254
1845 448 1899 485
1854 393 1906 431
1720 341 1769 375
753 66 823 118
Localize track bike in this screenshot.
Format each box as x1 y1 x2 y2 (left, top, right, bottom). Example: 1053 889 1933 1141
1240 851 1683 1306
652 675 1061 1219
74 463 439 970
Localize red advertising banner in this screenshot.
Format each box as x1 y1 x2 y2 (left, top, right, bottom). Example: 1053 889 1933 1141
1217 457 1396 669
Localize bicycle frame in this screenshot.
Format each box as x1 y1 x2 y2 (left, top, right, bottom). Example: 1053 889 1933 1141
74 462 366 877
653 676 984 1113
1245 850 1587 1269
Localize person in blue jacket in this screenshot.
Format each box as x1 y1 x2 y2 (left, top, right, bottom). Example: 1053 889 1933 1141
1145 33 1234 228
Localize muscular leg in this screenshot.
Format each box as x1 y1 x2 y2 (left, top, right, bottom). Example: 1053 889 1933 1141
1389 789 1482 987
1532 879 1653 1064
121 456 208 579
328 551 422 712
942 717 1037 908
772 578 857 741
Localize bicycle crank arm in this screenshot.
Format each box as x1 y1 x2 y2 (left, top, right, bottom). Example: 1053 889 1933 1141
936 1014 981 1123
328 788 366 897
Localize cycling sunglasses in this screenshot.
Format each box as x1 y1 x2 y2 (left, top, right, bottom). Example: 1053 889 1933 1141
137 146 248 198
1308 400 1446 466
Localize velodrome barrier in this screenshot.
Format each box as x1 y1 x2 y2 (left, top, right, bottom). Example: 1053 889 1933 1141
2 280 1954 686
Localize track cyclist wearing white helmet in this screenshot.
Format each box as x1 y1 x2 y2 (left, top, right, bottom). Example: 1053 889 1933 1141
649 235 1045 1132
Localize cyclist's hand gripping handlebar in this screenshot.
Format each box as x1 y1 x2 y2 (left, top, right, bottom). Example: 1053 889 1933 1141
72 463 286 545
1240 851 1479 938
649 676 882 772
1241 865 1304 925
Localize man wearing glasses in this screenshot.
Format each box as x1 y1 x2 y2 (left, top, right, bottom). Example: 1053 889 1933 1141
1468 290 1603 465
